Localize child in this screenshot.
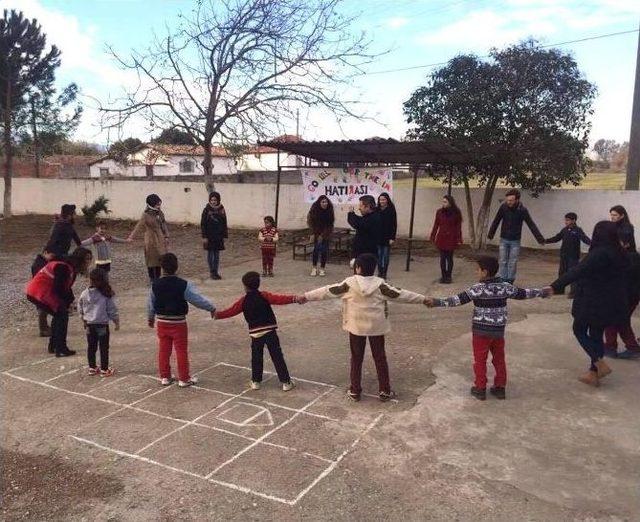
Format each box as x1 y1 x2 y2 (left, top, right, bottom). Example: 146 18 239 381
81 220 130 272
305 253 427 402
544 212 591 297
258 216 278 277
78 268 120 376
426 255 548 400
604 229 640 359
31 248 56 337
214 271 300 391
148 253 216 387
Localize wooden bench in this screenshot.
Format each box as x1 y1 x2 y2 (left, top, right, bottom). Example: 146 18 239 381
292 228 353 261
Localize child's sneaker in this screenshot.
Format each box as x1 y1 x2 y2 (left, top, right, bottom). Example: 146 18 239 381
88 367 100 376
268 271 274 277
470 387 487 400
489 386 506 400
250 381 261 390
161 377 174 386
262 271 268 277
319 268 326 277
178 376 199 388
603 347 618 358
378 390 396 402
310 267 318 276
100 368 116 377
282 380 295 392
346 389 361 402
617 349 640 359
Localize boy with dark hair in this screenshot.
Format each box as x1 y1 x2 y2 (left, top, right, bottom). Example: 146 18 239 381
48 204 82 257
347 195 381 262
148 253 216 387
426 255 549 400
544 212 591 297
305 253 427 402
81 220 131 272
214 271 301 391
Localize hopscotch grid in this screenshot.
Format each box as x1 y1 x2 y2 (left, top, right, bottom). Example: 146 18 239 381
43 367 80 383
215 402 273 427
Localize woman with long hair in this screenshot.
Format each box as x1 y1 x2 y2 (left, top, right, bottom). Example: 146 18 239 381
307 195 335 276
609 204 636 251
549 221 629 387
127 194 169 281
430 195 463 283
376 192 397 279
200 191 228 279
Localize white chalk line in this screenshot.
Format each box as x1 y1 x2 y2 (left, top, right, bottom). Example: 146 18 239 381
218 362 337 389
215 402 273 427
2 356 55 374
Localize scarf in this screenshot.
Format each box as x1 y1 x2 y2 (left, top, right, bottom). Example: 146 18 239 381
145 205 168 236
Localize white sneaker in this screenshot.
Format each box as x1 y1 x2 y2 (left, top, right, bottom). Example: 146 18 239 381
250 381 261 390
319 268 326 277
282 381 295 392
161 377 174 386
178 375 199 388
310 267 318 276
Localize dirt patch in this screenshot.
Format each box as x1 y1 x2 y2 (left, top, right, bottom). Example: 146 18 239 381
1 447 124 521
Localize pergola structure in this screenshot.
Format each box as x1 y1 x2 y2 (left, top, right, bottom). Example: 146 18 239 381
258 137 498 270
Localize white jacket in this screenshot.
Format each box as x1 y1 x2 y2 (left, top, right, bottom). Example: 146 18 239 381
305 275 426 336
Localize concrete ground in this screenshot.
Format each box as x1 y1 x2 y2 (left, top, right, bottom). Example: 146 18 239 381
2 253 639 521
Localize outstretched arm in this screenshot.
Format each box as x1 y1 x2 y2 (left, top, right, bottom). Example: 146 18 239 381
524 209 545 243
147 290 156 325
261 291 299 305
544 230 563 244
579 228 591 246
305 280 350 301
504 284 546 300
430 290 473 308
184 282 215 313
379 283 426 304
487 207 503 240
215 296 245 320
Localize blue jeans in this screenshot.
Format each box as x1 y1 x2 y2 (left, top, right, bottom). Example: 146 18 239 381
498 239 521 282
312 238 329 268
207 249 220 275
377 245 390 277
572 320 604 371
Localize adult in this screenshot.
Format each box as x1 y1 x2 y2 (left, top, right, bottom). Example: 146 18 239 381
429 194 463 284
487 188 544 283
307 195 335 277
548 221 628 387
127 194 169 281
200 191 228 280
609 204 636 251
347 195 381 263
376 192 397 279
47 204 81 257
26 247 93 357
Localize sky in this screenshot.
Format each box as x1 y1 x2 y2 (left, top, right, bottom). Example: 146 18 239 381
2 0 639 147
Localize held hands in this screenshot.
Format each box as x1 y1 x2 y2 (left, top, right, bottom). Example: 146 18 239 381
423 297 435 307
202 238 208 247
541 286 554 298
389 239 395 246
210 310 217 319
114 322 120 331
296 295 308 305
148 319 155 329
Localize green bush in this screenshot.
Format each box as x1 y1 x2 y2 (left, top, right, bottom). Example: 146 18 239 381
81 196 111 226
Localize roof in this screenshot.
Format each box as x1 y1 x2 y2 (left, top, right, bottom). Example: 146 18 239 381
258 137 503 165
88 143 230 166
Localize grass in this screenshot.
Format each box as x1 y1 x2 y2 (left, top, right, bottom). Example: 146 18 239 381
394 170 627 190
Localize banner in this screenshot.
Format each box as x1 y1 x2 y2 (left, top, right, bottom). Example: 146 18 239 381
301 167 393 205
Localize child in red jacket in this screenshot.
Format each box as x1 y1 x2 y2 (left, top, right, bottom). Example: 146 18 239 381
215 271 304 390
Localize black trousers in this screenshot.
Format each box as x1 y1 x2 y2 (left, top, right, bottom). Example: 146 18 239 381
147 266 161 280
87 324 110 371
439 250 454 278
557 256 579 295
48 309 70 355
250 330 291 383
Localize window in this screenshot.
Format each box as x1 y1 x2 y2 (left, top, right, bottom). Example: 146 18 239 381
99 168 109 176
179 159 194 173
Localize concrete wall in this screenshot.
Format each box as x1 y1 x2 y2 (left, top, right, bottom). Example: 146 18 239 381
1 177 638 249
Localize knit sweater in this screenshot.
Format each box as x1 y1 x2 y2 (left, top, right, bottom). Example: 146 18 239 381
305 275 425 336
259 227 279 251
432 277 545 338
81 233 128 264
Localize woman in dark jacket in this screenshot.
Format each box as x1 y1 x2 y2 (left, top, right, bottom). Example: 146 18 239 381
549 221 629 387
609 204 636 251
430 195 463 283
376 192 397 279
307 195 335 277
200 191 228 279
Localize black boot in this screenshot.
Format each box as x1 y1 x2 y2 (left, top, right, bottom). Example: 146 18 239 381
470 387 486 401
489 386 506 400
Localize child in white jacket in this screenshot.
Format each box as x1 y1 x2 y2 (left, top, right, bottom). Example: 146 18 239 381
305 253 427 401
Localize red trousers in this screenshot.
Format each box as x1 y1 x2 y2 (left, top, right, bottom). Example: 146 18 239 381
157 321 190 382
348 333 390 395
604 301 639 350
261 248 275 272
472 334 506 389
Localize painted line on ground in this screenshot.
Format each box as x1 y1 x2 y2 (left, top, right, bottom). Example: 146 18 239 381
43 367 81 383
218 362 338 389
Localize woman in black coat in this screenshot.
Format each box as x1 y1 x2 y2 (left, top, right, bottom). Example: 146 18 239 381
376 192 397 279
200 191 228 279
549 221 628 387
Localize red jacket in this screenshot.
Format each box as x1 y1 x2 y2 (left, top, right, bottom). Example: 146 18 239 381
216 291 298 336
26 260 75 313
430 208 463 251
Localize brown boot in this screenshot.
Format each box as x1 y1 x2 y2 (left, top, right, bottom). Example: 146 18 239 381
595 359 612 378
578 370 599 387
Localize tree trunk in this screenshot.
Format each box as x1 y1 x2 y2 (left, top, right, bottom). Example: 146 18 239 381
202 141 215 194
31 98 40 178
3 82 13 217
475 173 499 249
462 174 476 248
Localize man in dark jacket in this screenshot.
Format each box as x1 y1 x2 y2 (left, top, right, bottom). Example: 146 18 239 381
48 204 81 257
487 189 544 283
348 195 381 262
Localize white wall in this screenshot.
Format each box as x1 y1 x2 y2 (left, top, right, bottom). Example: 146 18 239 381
1 177 638 249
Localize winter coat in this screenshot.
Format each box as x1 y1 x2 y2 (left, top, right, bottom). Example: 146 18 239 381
26 260 76 313
307 209 334 241
430 208 463 251
377 206 397 245
617 221 637 252
347 210 381 257
78 288 119 325
131 208 169 267
544 225 591 260
305 275 425 336
487 203 544 243
551 246 629 326
624 250 640 306
47 219 81 257
200 204 228 251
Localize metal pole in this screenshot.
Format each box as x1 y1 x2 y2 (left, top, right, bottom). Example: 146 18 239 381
275 149 282 224
405 165 418 271
625 22 640 190
447 166 453 196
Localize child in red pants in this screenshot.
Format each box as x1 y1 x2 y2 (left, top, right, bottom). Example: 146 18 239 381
148 253 215 387
426 255 549 400
259 216 278 276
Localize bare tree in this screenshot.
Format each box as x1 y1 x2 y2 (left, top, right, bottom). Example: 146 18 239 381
99 0 377 192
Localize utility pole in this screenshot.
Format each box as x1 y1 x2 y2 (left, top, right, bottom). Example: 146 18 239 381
625 22 640 190
296 108 300 138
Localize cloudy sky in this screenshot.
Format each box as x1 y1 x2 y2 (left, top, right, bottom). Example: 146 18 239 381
2 0 639 146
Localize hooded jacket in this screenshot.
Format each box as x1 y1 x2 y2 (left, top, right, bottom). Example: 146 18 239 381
305 275 425 336
78 287 119 325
